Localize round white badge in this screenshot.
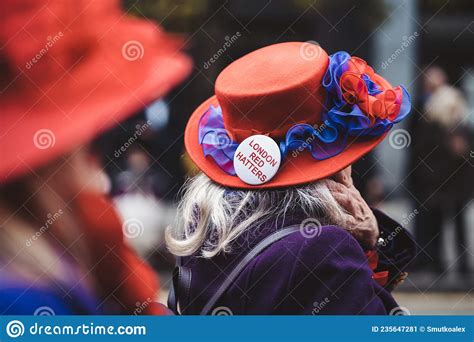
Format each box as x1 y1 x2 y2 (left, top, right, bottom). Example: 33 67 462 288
233 135 281 185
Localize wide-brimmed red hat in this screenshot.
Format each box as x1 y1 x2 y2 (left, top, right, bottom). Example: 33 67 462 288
0 0 192 183
185 42 411 189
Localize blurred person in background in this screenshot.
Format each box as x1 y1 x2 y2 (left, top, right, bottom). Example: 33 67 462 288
0 0 191 314
116 145 159 195
114 145 178 259
97 99 185 262
411 66 473 275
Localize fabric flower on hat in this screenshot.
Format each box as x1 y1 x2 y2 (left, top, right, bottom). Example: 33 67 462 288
322 51 410 137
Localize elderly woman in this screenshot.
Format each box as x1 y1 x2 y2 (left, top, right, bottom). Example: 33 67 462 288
167 42 416 315
0 0 191 314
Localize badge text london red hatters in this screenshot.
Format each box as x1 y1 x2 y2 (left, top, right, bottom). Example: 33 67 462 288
234 139 279 183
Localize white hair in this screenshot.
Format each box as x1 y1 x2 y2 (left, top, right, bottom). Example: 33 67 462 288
424 85 468 129
166 173 346 258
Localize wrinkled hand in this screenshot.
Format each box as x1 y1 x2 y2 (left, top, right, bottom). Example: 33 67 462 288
325 166 379 249
391 272 408 290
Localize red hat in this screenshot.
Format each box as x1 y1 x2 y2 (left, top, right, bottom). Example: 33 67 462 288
185 42 411 189
0 0 192 183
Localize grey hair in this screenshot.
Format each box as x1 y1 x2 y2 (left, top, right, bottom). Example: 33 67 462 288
166 173 346 258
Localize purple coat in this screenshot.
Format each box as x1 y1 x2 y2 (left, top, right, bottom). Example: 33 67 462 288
178 210 416 315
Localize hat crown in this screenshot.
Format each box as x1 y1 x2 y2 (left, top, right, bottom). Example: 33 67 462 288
0 0 121 91
215 42 329 142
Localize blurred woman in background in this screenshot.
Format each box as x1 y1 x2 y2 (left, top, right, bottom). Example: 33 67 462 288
0 0 191 314
412 66 473 275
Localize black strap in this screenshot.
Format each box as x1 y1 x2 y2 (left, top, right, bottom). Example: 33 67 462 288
167 256 192 314
167 225 300 315
200 225 300 315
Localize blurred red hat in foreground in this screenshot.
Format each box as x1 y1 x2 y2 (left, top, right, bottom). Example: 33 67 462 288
0 0 192 183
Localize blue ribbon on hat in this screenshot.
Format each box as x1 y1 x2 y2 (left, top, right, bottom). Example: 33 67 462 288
199 106 344 175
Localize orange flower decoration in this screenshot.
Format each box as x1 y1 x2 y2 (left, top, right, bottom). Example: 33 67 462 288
340 57 402 122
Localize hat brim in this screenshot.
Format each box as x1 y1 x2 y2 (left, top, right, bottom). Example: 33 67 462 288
185 96 386 189
1 18 192 183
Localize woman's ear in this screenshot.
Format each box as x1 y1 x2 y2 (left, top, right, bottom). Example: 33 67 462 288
331 166 353 187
